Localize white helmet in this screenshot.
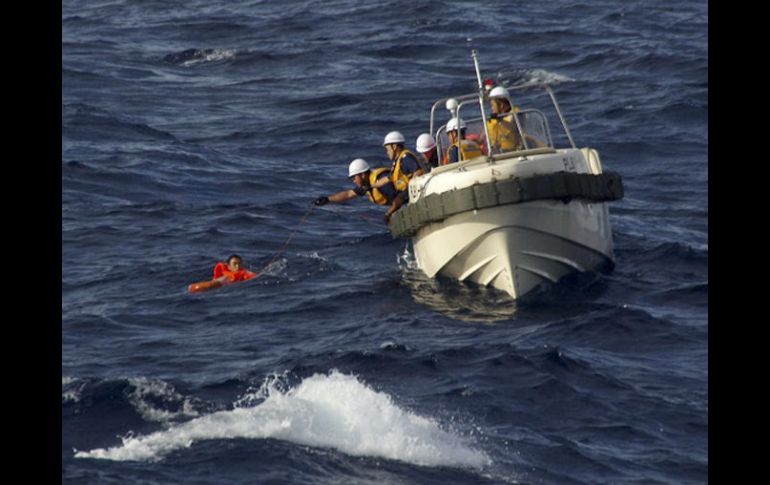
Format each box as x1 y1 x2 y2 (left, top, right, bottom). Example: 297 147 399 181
348 158 370 177
383 131 405 146
415 133 436 153
445 117 466 132
489 86 510 99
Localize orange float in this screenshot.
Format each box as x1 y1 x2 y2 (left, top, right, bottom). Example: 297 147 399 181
187 279 225 293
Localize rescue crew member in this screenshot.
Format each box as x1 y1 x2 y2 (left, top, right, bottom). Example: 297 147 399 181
313 158 406 223
380 131 428 192
479 85 543 154
213 254 257 283
415 133 439 169
442 117 483 165
480 86 523 154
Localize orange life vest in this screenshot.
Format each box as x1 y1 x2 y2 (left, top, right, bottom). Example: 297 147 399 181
486 113 523 153
365 167 393 206
213 262 257 282
188 262 258 293
391 148 422 192
441 139 483 165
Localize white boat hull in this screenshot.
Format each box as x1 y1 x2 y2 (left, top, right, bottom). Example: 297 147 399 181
412 199 614 299
406 148 617 300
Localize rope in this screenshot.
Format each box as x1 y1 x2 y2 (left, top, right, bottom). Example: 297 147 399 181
355 213 385 227
254 204 316 276
252 204 386 278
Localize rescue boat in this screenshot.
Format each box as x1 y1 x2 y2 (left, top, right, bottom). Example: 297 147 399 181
388 51 624 300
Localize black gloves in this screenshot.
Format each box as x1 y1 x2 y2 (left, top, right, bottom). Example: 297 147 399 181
314 196 329 206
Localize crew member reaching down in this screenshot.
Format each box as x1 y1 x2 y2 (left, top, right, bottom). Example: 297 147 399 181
313 158 406 223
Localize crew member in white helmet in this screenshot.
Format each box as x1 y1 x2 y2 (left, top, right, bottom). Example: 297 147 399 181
415 133 438 169
381 130 428 192
313 158 405 223
479 85 544 154
442 117 483 165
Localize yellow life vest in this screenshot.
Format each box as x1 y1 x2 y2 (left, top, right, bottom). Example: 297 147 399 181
442 139 483 165
365 167 392 206
391 148 421 192
487 114 523 152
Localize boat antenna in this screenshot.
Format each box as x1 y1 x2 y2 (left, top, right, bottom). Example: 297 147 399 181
471 49 493 157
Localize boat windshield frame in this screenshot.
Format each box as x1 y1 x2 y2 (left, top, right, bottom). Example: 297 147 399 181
428 83 577 160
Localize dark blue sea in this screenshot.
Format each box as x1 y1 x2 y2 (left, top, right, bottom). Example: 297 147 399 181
61 1 708 483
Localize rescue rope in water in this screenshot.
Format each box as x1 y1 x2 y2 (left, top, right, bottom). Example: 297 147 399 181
253 204 316 276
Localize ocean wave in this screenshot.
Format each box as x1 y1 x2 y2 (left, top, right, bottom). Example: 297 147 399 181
493 68 575 89
62 377 205 424
534 305 682 351
62 376 87 404
125 377 202 423
162 48 237 67
75 370 490 468
619 241 708 265
63 103 178 143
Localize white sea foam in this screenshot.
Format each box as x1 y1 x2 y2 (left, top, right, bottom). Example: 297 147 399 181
75 371 490 468
505 68 575 88
62 376 84 403
126 377 200 423
181 48 236 67
261 257 287 276
396 242 419 271
302 250 331 266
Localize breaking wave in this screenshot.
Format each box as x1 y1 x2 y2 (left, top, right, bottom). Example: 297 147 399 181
163 48 237 67
75 371 490 469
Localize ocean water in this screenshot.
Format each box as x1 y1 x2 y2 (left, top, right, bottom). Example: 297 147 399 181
62 1 708 484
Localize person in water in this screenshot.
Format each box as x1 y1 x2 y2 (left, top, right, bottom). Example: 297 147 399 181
313 158 406 223
188 254 257 293
213 254 257 283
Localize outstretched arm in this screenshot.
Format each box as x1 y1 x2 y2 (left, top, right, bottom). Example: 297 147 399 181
314 189 359 206
328 189 359 203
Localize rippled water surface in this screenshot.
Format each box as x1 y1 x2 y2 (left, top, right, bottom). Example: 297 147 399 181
62 1 708 484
